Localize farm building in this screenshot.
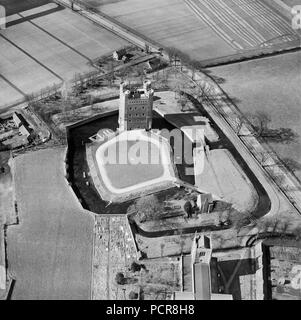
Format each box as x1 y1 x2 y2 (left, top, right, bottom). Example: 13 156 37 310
13 112 28 128
173 234 232 300
113 48 127 61
19 125 32 138
12 113 33 141
197 193 214 214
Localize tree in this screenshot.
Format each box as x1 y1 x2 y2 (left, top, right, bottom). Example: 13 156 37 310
118 66 131 82
129 291 138 300
190 61 200 80
245 111 271 137
292 225 301 241
179 94 188 112
133 64 145 83
230 113 245 136
256 150 271 166
260 128 299 144
130 262 145 273
165 47 180 66
134 195 164 223
280 158 301 174
105 62 115 87
25 93 35 104
73 73 86 96
230 211 254 232
184 201 193 218
115 272 126 285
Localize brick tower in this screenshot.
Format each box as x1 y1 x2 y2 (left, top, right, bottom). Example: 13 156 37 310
119 80 154 131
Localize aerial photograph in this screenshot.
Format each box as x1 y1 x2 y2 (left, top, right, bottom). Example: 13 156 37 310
0 0 301 303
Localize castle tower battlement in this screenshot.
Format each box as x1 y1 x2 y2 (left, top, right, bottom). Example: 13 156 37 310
119 80 154 131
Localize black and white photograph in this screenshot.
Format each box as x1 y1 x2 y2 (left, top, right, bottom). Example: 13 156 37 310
0 0 300 304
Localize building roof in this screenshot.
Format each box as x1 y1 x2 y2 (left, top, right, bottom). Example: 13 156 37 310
174 234 233 300
181 126 205 144
13 112 32 134
13 112 28 126
191 234 212 265
193 263 211 300
113 48 127 60
173 291 195 300
19 125 31 137
211 293 233 300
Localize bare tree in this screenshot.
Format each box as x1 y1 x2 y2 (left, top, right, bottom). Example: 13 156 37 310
180 95 188 112
115 272 126 285
131 194 164 223
256 150 271 166
230 211 254 232
118 66 131 82
245 111 271 137
104 62 115 87
279 158 301 174
292 225 301 241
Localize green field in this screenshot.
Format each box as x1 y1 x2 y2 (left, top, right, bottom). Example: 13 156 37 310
7 148 94 299
208 51 301 180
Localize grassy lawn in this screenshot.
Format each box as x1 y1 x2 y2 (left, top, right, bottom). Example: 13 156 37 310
100 139 165 189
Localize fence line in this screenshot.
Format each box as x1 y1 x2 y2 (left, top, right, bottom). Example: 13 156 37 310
179 67 301 214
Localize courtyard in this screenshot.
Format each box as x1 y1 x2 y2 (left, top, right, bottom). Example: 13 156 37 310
94 130 176 193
